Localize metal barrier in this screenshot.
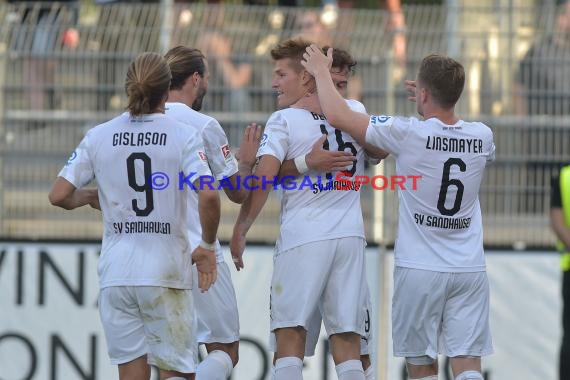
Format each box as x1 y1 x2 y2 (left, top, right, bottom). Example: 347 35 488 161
0 1 567 248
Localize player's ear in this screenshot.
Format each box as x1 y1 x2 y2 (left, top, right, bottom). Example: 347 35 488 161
420 87 428 104
192 71 201 87
301 69 313 85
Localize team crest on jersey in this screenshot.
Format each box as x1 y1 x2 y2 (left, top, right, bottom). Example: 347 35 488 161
260 133 268 148
221 144 231 159
198 151 207 161
370 115 392 126
65 151 77 166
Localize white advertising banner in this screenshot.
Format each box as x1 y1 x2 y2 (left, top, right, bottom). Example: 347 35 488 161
0 243 562 380
379 252 562 380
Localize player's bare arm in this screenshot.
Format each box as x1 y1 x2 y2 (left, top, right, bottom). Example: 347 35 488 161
364 145 389 160
230 155 280 271
225 123 262 204
301 45 370 146
278 134 356 178
48 177 99 210
194 181 220 291
88 189 101 211
551 208 570 250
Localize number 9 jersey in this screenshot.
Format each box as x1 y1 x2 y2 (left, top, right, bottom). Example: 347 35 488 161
366 115 495 272
58 112 212 289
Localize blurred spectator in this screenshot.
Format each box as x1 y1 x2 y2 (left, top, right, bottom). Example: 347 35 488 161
513 0 570 213
292 1 406 100
197 5 253 135
8 0 79 112
199 32 253 113
514 0 570 116
94 0 160 111
286 0 407 79
296 9 334 46
549 164 570 380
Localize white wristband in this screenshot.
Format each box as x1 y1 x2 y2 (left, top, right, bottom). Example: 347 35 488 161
294 154 309 174
199 240 216 251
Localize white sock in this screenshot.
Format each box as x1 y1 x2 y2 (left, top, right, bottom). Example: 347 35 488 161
271 364 276 380
196 350 233 380
455 370 484 380
335 359 365 380
274 357 303 380
411 376 437 380
364 364 375 380
164 378 187 380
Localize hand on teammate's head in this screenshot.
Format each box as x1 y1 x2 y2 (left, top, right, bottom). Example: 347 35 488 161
301 44 333 76
405 80 417 103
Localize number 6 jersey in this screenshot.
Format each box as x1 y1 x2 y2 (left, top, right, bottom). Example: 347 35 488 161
58 112 212 289
366 115 495 272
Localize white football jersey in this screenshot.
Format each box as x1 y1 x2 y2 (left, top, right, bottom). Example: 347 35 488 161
58 112 212 288
258 105 367 253
365 115 495 272
166 102 238 263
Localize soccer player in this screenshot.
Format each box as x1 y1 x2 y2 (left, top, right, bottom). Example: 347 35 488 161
276 46 382 380
231 38 371 380
164 45 261 380
48 52 220 380
300 46 495 380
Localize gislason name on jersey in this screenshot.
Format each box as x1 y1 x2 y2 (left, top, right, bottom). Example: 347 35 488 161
425 136 483 153
112 132 167 147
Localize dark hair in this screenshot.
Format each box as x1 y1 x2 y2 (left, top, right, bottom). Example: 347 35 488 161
125 52 171 116
418 54 465 108
164 46 207 90
323 45 357 75
270 37 312 72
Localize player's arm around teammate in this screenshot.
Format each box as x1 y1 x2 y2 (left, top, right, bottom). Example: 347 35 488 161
49 52 221 380
48 185 99 210
301 45 494 380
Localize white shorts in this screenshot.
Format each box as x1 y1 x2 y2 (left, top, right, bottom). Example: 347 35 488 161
270 237 367 338
392 267 494 359
99 286 197 373
192 261 240 344
268 279 374 356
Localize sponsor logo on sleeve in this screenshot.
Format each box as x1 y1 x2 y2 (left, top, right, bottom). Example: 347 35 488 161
198 151 208 161
370 115 392 126
221 144 231 159
65 151 77 166
259 133 268 148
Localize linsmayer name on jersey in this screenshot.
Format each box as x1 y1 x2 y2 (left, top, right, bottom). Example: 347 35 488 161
370 115 393 127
